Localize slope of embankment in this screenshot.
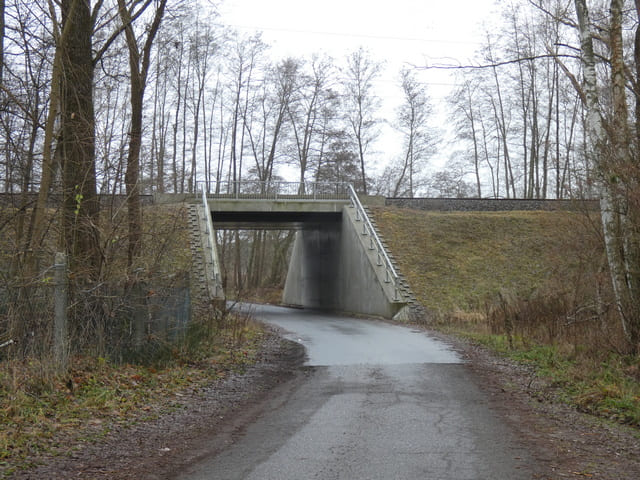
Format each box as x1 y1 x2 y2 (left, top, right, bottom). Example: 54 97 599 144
372 205 604 316
373 203 640 431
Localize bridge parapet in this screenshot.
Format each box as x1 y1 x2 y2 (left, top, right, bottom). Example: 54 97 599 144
197 181 350 201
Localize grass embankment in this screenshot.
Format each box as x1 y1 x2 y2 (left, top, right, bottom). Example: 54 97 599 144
0 202 265 477
373 206 640 427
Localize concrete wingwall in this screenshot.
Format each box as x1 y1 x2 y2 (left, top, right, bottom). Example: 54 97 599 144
283 205 404 319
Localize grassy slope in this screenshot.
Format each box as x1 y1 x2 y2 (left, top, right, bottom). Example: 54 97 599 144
373 207 601 314
373 206 640 426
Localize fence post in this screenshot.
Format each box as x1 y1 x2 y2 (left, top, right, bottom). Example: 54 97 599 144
133 281 146 348
53 252 68 372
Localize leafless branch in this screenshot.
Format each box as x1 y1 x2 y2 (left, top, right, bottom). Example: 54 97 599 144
414 54 579 71
527 0 578 29
92 0 154 65
548 46 587 105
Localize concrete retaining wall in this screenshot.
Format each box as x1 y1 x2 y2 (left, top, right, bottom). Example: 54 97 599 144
336 206 402 318
282 206 403 318
385 197 599 212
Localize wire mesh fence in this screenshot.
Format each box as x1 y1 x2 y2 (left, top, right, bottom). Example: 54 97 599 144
0 265 192 365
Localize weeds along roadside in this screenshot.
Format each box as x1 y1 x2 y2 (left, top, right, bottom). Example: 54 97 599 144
0 203 265 477
373 205 640 429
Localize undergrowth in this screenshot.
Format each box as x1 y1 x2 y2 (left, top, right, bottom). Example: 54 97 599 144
0 311 263 477
0 202 266 477
455 330 640 426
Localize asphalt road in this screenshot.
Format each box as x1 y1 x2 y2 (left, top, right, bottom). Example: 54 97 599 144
177 305 537 480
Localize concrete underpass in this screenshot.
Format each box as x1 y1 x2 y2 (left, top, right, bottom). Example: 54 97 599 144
190 182 417 319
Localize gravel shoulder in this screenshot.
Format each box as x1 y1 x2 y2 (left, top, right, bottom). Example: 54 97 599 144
13 325 640 480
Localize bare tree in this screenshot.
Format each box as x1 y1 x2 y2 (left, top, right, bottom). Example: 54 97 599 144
0 0 4 84
572 0 640 352
391 67 435 197
449 77 483 197
188 21 218 193
227 33 266 191
58 0 101 278
118 0 167 266
341 47 382 195
286 55 337 188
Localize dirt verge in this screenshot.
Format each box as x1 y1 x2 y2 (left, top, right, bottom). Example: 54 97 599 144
431 329 640 480
12 330 306 480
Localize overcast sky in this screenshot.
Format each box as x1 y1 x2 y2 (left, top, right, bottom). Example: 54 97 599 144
216 0 500 171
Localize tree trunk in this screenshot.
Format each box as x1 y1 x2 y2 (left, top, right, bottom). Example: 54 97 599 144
118 0 167 266
59 0 101 279
0 0 4 84
574 0 640 352
25 14 65 274
636 0 640 150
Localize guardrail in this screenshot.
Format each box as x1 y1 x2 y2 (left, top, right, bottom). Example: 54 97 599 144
196 181 350 200
201 188 223 298
347 184 401 302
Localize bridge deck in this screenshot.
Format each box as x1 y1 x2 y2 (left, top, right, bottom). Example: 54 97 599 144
206 197 349 212
206 197 349 229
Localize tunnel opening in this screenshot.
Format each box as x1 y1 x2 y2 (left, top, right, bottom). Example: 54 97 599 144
211 211 342 307
202 198 407 319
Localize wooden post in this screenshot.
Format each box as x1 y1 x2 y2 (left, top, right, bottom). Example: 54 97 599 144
53 252 69 372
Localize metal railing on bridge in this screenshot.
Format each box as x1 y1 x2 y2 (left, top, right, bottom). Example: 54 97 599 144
200 188 224 299
197 181 351 200
346 184 401 302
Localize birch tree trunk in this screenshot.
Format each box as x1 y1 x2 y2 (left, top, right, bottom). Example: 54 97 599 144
574 0 640 352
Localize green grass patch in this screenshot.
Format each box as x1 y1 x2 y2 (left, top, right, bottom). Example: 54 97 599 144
450 328 640 426
373 207 599 313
